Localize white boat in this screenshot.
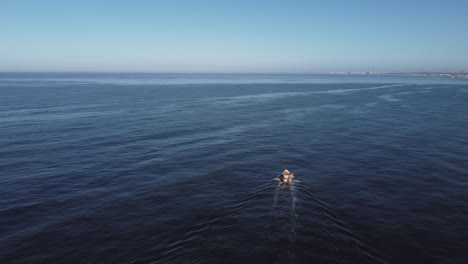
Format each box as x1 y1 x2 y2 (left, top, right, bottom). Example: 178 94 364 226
280 169 294 184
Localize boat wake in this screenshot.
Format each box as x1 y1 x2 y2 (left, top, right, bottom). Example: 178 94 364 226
153 179 387 264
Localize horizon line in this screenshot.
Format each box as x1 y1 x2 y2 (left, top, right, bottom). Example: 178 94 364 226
0 71 465 75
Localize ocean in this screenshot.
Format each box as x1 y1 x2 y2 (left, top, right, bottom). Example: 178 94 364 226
1 73 467 263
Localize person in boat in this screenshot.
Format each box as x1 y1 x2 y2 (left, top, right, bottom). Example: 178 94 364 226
279 169 294 184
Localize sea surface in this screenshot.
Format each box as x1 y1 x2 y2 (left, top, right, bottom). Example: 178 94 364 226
1 73 467 264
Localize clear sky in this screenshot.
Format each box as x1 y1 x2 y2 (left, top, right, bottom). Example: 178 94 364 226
1 0 467 73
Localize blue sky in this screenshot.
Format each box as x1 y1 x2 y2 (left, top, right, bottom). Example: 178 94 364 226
1 0 467 73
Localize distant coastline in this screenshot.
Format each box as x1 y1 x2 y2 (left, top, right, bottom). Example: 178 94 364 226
328 71 468 80
396 72 468 79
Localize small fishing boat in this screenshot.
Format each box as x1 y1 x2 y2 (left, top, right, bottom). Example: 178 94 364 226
279 169 294 184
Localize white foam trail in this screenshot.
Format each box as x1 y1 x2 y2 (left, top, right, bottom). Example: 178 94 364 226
315 84 408 95
289 183 298 235
322 104 348 109
0 110 124 123
365 102 379 107
203 84 409 107
395 90 430 96
272 181 281 209
378 94 402 102
376 89 431 103
204 92 309 107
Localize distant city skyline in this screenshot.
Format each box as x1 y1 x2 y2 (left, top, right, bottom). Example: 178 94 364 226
1 1 468 73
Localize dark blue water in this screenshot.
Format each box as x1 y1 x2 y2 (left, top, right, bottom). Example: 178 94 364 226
1 74 467 264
